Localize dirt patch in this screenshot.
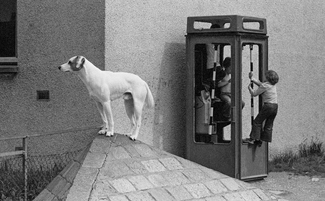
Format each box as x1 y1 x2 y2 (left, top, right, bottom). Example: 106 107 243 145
252 139 325 200
250 172 325 201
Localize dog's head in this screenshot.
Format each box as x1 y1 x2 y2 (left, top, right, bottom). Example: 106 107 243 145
58 56 85 72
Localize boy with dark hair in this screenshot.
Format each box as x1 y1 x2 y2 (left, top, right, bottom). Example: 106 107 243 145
217 57 245 121
217 57 232 120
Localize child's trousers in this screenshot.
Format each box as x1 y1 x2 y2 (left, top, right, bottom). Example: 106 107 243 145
250 103 278 142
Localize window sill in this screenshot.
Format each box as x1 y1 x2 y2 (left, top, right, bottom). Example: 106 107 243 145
0 66 18 73
0 57 18 74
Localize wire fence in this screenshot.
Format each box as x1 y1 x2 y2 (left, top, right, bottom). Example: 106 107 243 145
0 126 98 201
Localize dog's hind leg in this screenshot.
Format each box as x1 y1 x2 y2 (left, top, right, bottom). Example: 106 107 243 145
102 101 114 137
129 99 144 141
124 97 136 137
95 101 108 135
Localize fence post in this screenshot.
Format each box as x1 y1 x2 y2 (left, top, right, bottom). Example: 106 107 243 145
22 137 28 201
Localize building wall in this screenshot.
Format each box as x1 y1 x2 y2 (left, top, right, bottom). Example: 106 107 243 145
1 0 325 157
104 0 325 157
0 0 105 153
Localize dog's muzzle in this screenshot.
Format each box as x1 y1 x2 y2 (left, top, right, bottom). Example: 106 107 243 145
58 65 68 72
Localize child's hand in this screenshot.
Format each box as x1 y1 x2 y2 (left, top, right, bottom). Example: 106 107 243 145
248 72 253 79
248 83 252 90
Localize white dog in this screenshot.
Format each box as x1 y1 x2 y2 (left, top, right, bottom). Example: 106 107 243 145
58 56 154 140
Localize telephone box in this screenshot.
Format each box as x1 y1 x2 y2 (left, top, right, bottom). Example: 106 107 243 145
185 15 269 180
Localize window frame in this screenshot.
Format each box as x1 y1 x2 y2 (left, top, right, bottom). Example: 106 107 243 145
0 0 18 74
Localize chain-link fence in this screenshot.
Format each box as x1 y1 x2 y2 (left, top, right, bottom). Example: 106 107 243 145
0 126 98 201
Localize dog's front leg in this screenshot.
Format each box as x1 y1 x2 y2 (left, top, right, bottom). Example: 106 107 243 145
102 101 114 137
95 101 108 135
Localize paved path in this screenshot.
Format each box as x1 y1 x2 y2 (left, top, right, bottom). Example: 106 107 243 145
61 134 286 201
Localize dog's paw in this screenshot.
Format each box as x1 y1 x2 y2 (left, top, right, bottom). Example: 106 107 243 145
98 129 107 135
106 131 114 137
129 135 137 141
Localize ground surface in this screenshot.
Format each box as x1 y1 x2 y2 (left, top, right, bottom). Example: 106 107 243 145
251 172 325 201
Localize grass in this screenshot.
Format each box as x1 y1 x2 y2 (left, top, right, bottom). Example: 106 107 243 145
0 150 81 200
269 138 325 177
0 164 63 200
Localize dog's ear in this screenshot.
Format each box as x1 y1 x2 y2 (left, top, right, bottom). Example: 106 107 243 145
75 56 85 70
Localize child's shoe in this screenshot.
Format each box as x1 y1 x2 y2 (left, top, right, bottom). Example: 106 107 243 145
243 138 255 145
254 140 263 147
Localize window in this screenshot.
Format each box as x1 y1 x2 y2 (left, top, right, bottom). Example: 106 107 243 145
0 0 18 73
194 43 232 144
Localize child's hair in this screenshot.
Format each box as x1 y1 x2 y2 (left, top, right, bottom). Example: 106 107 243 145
265 70 279 85
223 57 231 68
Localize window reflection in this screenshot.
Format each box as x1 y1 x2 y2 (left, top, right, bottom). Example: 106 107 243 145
0 0 17 57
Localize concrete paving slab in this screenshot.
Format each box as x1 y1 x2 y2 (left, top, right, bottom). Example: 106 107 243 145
45 133 285 201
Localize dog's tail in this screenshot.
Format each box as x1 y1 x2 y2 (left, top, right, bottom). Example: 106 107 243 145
145 83 155 108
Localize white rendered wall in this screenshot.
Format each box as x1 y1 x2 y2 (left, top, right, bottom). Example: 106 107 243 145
2 0 323 157
104 0 325 157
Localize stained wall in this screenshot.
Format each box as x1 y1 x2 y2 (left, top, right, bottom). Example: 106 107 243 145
0 0 105 153
1 0 325 157
104 0 325 156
